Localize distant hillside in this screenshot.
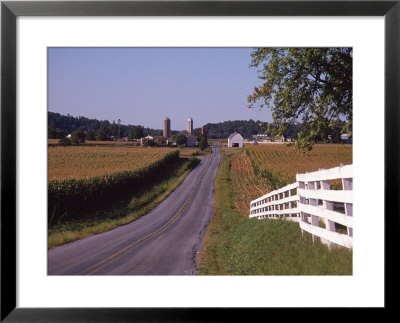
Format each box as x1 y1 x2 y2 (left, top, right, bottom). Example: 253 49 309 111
192 120 271 139
48 112 302 140
48 112 176 138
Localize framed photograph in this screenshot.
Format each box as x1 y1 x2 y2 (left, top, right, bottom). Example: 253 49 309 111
1 0 398 321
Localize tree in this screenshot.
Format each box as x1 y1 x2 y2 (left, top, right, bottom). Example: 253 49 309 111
71 128 86 145
86 129 96 141
128 126 144 140
199 135 208 151
247 48 352 151
58 137 71 146
48 124 66 139
142 138 157 147
175 134 187 147
109 123 119 138
96 126 111 141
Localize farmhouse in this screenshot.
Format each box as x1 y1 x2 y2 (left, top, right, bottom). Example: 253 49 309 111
228 132 243 148
254 133 273 142
341 133 352 144
140 135 169 146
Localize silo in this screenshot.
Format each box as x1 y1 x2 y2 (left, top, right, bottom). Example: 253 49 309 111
164 117 171 138
188 118 193 134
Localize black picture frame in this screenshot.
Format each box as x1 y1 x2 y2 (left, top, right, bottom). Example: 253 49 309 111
1 0 398 321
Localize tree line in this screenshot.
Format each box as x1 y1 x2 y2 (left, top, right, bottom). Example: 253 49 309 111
49 111 347 145
191 119 347 142
48 111 178 143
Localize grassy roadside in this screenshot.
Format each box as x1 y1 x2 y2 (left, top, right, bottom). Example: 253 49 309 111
48 157 199 249
177 146 212 157
198 151 245 274
198 148 352 275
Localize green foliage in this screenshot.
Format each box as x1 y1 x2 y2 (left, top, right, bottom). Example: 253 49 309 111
294 132 313 154
86 129 96 141
199 135 208 151
109 123 119 137
192 119 269 139
58 137 71 146
142 138 157 147
128 126 144 140
175 134 187 146
96 126 111 141
250 161 287 190
48 150 180 225
48 124 66 139
70 128 86 145
48 111 114 136
48 111 178 140
248 48 352 149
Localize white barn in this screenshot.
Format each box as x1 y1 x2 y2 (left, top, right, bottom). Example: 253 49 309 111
228 132 244 148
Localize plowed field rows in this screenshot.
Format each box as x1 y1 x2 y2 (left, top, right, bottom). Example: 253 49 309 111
227 150 271 216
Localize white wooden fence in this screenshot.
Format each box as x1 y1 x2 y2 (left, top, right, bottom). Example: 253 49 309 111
249 164 353 249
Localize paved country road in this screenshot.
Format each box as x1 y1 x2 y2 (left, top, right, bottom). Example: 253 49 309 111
48 143 221 275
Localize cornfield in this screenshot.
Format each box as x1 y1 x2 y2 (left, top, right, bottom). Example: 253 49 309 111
48 146 178 181
246 144 352 183
48 147 180 225
228 144 352 217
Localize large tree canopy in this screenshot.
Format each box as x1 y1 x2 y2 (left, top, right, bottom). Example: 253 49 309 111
247 48 352 150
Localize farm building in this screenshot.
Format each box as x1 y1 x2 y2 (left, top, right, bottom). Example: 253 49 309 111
341 133 352 144
243 139 257 145
140 135 169 146
177 130 198 147
276 135 285 142
228 132 244 148
253 133 273 142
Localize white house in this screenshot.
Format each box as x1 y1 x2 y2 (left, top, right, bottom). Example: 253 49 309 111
340 133 352 144
254 133 272 142
228 132 244 148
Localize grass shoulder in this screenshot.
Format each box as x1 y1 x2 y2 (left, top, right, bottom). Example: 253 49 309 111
198 147 352 275
178 146 212 157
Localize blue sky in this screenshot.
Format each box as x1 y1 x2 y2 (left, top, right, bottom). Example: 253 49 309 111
48 47 272 131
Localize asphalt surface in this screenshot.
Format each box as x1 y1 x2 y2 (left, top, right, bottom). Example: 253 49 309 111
48 143 221 275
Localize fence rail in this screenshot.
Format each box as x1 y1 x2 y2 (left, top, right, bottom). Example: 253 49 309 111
249 164 353 249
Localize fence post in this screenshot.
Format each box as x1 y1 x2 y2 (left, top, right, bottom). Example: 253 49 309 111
342 177 353 236
308 181 319 243
320 179 335 233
